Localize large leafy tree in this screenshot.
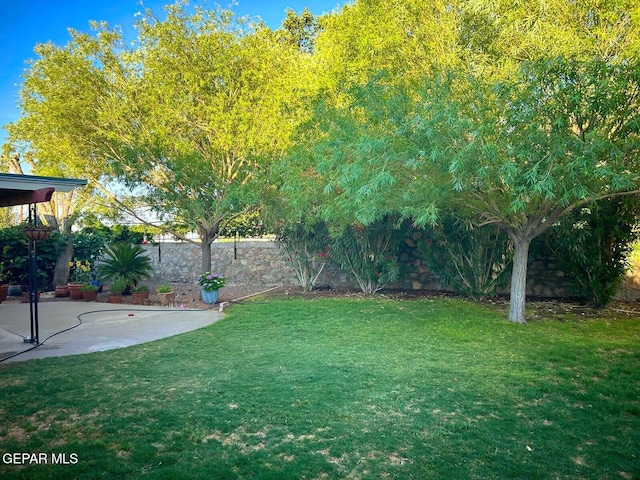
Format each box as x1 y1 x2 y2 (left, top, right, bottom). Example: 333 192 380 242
301 0 640 321
5 27 118 284
103 3 305 271
415 59 640 322
7 2 306 273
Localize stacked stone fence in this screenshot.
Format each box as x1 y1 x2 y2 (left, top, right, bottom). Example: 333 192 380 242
142 239 640 301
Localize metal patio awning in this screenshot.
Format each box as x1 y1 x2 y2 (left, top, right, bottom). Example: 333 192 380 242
0 173 87 207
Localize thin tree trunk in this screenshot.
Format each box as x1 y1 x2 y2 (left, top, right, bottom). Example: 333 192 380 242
201 241 212 274
53 218 73 287
508 235 531 323
198 222 220 274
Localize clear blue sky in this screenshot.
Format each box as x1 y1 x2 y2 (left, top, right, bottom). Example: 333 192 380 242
0 0 345 148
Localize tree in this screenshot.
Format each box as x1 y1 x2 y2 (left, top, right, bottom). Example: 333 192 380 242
301 0 640 321
6 23 124 285
436 59 640 322
7 2 307 274
105 3 305 272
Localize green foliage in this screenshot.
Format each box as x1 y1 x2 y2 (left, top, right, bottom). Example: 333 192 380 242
156 284 172 293
327 219 401 294
72 230 109 265
219 210 266 238
280 7 320 54
543 197 640 307
419 218 512 300
0 206 17 228
82 223 150 244
0 225 65 289
96 242 151 286
107 276 129 295
277 222 329 291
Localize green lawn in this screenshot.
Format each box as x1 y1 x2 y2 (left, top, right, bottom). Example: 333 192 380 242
0 296 639 479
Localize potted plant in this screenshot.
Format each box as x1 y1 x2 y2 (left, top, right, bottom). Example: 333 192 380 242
54 284 70 297
156 284 175 306
131 284 150 304
96 243 151 294
81 282 99 302
107 276 128 303
23 224 54 241
198 272 226 304
68 259 92 299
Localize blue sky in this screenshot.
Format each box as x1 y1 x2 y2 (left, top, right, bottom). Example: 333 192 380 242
0 0 345 147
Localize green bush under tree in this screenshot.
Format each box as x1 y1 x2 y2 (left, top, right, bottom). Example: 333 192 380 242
418 217 513 301
542 197 640 307
327 219 402 295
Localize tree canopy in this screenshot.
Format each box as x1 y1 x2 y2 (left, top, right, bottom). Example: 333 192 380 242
4 0 640 320
283 0 640 321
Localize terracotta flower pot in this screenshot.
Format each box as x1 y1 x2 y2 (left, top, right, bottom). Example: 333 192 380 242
157 291 175 306
68 283 83 300
55 285 70 297
132 291 149 304
82 289 98 302
108 293 123 303
0 284 8 302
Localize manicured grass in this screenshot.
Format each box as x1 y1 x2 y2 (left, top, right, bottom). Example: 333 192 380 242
0 296 639 479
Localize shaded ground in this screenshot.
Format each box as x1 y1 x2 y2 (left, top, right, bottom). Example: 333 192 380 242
1 283 277 310
5 284 639 320
262 286 640 321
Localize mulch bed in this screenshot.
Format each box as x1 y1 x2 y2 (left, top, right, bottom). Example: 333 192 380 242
5 284 640 320
261 286 640 320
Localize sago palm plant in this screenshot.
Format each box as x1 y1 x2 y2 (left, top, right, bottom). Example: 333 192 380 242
96 243 152 288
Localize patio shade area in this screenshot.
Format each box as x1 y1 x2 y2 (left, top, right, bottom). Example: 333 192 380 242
0 173 87 207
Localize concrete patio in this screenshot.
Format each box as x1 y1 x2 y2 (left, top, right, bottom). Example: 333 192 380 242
0 300 222 363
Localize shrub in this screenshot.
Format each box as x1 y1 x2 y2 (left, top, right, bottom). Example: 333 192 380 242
418 217 512 300
0 225 65 289
277 222 329 292
542 197 640 307
198 272 226 292
328 219 401 295
96 243 151 286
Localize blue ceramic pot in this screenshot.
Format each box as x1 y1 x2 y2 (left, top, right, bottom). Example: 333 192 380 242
201 288 219 304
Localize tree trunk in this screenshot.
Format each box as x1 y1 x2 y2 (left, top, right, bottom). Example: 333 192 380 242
52 219 74 287
198 222 220 274
201 241 212 274
508 235 531 323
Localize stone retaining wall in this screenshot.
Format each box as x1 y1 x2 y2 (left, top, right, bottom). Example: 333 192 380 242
143 240 640 300
143 240 298 286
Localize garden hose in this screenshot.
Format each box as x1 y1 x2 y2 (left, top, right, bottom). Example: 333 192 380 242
0 287 280 364
0 307 210 364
